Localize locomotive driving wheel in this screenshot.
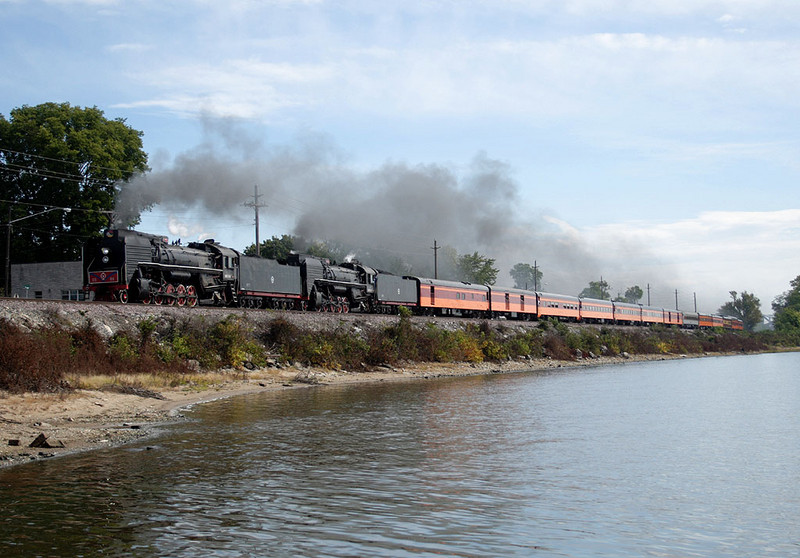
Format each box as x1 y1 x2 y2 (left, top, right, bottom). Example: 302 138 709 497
186 286 198 307
176 284 187 307
118 289 129 304
165 284 176 306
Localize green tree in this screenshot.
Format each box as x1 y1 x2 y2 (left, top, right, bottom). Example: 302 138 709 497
509 262 543 290
244 234 295 261
718 290 764 332
456 251 499 285
616 285 643 303
302 239 346 263
0 102 148 264
773 276 800 333
580 279 610 300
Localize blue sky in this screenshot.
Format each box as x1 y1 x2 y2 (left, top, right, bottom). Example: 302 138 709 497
2 0 799 315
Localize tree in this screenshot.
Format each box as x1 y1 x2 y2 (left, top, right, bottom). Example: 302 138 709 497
0 102 149 264
579 279 610 300
302 239 346 263
456 251 498 285
509 262 542 290
244 234 295 261
773 276 800 333
616 285 643 303
718 290 764 332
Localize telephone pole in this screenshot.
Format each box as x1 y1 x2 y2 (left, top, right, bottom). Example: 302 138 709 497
431 239 440 279
244 185 267 255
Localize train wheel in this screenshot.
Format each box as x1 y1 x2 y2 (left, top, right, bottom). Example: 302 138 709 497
186 286 198 307
176 284 187 307
154 288 164 306
165 284 176 306
118 289 129 304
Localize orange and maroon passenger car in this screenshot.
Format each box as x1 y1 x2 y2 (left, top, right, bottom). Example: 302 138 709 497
489 287 537 319
409 277 490 317
579 297 614 323
536 292 580 321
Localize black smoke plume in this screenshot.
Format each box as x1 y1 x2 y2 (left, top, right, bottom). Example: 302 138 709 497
117 123 645 294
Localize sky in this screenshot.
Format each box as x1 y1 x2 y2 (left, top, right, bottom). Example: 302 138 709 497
2 0 799 316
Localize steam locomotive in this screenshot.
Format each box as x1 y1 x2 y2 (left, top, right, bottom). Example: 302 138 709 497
83 228 744 330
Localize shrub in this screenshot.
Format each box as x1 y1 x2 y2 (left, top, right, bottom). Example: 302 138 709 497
0 319 71 392
208 316 266 369
543 333 574 360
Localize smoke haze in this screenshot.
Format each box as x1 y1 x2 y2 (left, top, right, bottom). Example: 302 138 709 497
117 122 678 298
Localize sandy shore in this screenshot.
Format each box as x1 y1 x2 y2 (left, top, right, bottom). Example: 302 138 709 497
0 353 695 469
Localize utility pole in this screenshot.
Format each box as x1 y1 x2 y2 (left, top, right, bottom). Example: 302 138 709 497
675 289 679 310
4 207 10 297
647 283 651 306
431 239 440 279
694 292 697 313
533 260 538 291
244 185 267 256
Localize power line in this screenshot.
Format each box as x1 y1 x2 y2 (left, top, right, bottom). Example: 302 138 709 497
1 147 132 175
0 162 117 187
0 198 112 216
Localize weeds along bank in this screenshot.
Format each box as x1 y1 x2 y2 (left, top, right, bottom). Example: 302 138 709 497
0 299 772 395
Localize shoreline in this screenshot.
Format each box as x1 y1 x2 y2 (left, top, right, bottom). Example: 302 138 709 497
0 352 748 469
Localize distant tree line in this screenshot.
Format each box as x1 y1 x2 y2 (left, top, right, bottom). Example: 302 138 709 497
773 275 800 333
718 291 763 332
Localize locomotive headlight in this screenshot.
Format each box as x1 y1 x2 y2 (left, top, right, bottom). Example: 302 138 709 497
102 256 110 263
101 248 110 255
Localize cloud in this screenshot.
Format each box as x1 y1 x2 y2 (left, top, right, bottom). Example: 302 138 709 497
115 59 333 118
111 28 800 139
107 43 153 53
42 0 119 5
584 210 800 312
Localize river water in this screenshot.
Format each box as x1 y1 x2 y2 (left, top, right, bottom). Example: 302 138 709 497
1 353 799 557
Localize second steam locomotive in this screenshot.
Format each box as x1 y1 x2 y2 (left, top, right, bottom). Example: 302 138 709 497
84 228 743 330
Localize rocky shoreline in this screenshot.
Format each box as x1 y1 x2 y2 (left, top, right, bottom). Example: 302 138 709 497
1 352 698 469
